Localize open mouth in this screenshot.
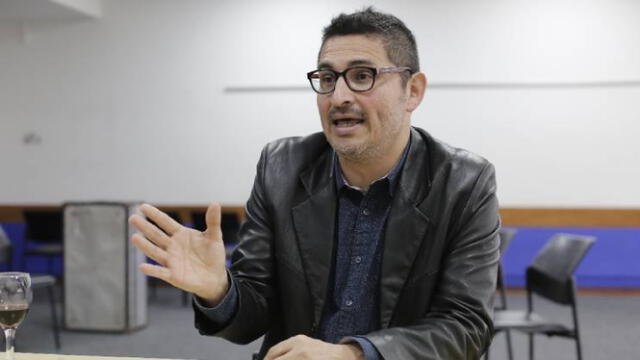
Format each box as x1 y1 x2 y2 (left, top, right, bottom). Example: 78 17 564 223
332 118 364 128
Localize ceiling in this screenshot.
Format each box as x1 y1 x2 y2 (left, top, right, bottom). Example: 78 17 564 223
0 0 101 20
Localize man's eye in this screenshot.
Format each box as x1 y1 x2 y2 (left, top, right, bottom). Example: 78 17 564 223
352 70 373 82
320 75 336 83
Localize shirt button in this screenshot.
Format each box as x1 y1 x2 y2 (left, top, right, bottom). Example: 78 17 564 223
354 256 362 264
345 299 353 307
362 208 370 216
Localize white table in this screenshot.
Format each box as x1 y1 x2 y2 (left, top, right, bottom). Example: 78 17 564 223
11 353 189 360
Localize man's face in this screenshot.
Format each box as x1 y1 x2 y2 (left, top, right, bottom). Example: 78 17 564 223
316 35 411 162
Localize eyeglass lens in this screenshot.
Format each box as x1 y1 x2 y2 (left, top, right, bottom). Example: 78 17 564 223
310 67 375 93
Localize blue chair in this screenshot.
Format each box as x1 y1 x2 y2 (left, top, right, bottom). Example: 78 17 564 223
21 210 63 276
496 228 517 360
0 226 61 349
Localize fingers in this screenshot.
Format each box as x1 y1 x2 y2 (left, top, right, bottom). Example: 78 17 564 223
140 203 182 236
204 202 223 241
129 213 170 249
131 233 168 265
264 335 306 360
138 263 171 283
263 342 289 360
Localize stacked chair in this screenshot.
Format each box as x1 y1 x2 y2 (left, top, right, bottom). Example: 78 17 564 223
495 228 518 359
21 210 63 276
0 226 61 349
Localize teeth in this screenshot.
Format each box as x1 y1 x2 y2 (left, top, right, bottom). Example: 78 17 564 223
333 119 362 128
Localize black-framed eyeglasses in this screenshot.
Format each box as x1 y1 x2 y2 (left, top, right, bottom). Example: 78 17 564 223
306 66 413 94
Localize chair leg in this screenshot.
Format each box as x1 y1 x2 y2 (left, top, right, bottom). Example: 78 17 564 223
150 278 158 300
572 298 583 360
47 285 61 350
48 256 54 276
528 334 534 360
576 333 583 360
181 290 189 307
505 330 514 360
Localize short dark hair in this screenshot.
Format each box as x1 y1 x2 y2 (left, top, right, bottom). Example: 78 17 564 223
320 7 420 76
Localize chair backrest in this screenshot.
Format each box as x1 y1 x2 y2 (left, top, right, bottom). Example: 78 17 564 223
498 228 517 258
191 211 240 245
497 228 517 288
190 211 206 231
23 210 63 243
0 226 13 266
221 213 240 245
165 211 182 224
527 233 596 305
146 211 182 234
496 228 518 310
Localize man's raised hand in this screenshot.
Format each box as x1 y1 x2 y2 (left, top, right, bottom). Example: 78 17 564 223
129 202 229 306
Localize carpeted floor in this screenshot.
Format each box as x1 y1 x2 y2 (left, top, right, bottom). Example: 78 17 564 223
10 286 640 359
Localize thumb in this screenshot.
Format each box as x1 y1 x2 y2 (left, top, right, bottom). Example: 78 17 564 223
203 202 223 241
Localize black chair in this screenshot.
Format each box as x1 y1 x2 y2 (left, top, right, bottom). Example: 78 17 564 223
495 228 517 360
146 210 182 231
21 210 63 276
191 210 241 254
496 228 517 309
0 226 61 350
490 233 596 360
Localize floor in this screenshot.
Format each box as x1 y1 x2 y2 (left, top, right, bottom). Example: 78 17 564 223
11 286 640 360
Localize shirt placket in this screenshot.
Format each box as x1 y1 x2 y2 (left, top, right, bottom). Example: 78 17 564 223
341 190 379 312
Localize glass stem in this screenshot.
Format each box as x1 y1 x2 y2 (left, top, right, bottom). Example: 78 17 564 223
3 328 15 360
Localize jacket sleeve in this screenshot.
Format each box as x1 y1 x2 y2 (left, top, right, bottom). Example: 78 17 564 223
194 147 279 344
363 162 501 359
192 271 239 326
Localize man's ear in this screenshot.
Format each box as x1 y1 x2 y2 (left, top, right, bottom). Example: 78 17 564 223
406 72 427 113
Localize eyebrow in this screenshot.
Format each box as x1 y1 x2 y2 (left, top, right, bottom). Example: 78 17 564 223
317 58 376 70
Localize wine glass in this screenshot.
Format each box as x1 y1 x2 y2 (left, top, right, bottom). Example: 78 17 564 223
0 273 31 360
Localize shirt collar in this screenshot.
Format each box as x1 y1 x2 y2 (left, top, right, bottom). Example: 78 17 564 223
334 132 412 196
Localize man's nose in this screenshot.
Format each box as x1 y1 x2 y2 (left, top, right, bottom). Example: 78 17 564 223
330 76 355 105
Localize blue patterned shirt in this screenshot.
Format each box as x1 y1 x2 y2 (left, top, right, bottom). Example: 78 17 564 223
318 136 411 359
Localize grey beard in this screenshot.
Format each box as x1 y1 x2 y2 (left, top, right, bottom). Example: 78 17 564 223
331 138 386 163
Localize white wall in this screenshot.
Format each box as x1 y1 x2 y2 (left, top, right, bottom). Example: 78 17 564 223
0 0 638 207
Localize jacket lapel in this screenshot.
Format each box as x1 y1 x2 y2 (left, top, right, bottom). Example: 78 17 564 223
291 150 336 326
379 128 432 328
379 193 430 328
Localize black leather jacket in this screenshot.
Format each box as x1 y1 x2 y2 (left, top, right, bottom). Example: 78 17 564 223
195 127 500 359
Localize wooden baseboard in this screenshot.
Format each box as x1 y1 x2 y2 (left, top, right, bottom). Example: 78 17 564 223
500 208 640 227
505 287 640 296
2 205 639 227
0 204 246 223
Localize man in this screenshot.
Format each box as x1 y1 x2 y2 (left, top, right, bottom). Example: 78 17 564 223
130 8 500 360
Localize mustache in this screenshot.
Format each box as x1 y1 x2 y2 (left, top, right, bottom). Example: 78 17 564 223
328 106 364 119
